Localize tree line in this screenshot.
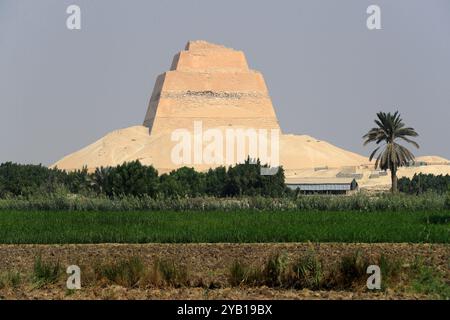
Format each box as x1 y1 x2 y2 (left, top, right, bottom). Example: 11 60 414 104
398 173 450 195
0 158 287 198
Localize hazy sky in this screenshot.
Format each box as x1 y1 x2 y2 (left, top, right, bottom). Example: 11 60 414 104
1 0 449 165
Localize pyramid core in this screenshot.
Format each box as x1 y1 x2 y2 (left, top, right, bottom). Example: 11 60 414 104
144 40 280 135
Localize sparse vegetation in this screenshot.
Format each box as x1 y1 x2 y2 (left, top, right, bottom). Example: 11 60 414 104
290 252 324 290
0 271 21 289
410 257 450 299
378 254 403 290
228 260 263 287
263 253 289 287
226 250 449 297
95 257 145 288
152 259 189 287
94 257 189 288
336 251 372 289
0 247 448 299
32 255 62 287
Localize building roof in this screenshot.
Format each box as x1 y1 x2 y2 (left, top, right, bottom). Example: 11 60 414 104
285 177 356 185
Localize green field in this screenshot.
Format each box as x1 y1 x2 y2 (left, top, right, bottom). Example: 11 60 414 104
0 210 448 244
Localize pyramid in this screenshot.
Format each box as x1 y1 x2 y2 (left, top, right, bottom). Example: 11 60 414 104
52 41 371 175
144 40 280 134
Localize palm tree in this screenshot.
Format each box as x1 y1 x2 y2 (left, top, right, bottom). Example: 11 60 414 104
363 111 419 192
88 166 111 194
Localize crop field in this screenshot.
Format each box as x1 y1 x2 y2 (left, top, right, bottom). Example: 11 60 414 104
0 210 448 244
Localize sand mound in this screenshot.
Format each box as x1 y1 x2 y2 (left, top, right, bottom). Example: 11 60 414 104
415 155 449 165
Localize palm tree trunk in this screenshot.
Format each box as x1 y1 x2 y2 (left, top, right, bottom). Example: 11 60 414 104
391 167 398 193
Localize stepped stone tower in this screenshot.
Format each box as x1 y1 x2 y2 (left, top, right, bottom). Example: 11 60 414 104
143 40 281 134
52 40 371 177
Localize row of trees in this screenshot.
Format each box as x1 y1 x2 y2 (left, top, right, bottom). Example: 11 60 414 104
398 173 450 195
0 158 287 198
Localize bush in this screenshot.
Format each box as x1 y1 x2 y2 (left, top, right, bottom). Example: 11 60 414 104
153 259 189 287
228 260 263 287
33 255 62 287
229 252 323 290
378 254 402 289
445 193 450 210
0 271 21 289
96 257 145 288
103 161 159 197
263 253 289 287
290 253 324 290
227 251 412 292
336 251 371 289
411 257 450 299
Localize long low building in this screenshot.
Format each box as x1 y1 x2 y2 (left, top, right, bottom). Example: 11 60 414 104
285 177 358 195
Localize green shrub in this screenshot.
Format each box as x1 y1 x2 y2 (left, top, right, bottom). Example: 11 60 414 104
96 256 145 288
336 251 371 289
228 260 263 287
445 193 450 210
378 254 402 288
411 257 450 299
33 255 62 287
0 271 21 289
153 259 189 287
263 253 289 287
228 260 248 287
290 253 324 290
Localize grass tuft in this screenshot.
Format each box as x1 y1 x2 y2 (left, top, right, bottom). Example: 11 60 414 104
33 255 62 287
335 251 371 289
290 252 324 290
153 259 189 287
410 257 450 299
228 260 263 287
0 271 22 289
263 252 289 287
96 256 145 288
95 257 189 288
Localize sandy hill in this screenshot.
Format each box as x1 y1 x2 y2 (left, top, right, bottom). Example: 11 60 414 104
52 41 450 188
415 156 449 165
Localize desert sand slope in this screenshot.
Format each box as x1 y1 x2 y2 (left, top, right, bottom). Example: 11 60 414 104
52 126 154 171
51 124 450 190
51 125 370 173
415 155 450 165
280 134 368 169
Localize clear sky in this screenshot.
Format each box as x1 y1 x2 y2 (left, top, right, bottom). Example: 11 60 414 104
1 0 449 165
